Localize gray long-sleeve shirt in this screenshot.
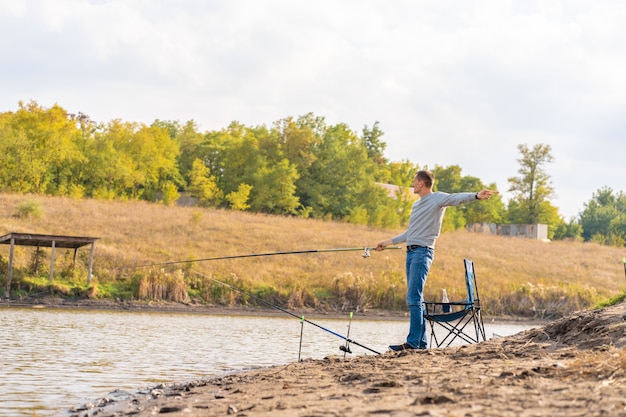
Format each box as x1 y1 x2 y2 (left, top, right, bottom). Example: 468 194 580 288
391 191 478 248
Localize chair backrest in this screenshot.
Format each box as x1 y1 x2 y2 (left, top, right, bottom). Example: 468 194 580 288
463 259 479 305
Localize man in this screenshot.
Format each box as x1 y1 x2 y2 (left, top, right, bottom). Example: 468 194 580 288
375 170 498 351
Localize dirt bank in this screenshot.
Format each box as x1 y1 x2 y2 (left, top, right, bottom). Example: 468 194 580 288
67 300 626 417
0 296 543 324
1 296 414 320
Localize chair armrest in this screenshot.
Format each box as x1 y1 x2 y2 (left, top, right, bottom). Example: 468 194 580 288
424 301 470 306
423 301 472 314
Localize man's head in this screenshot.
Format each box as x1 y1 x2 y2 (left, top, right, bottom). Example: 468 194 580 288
412 170 434 196
415 170 434 188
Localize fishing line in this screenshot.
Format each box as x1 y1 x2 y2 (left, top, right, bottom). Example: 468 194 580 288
192 270 382 355
133 246 401 269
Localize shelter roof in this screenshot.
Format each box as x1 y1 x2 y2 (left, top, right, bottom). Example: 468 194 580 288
0 232 99 249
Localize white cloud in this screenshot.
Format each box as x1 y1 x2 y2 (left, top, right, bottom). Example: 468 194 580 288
1 0 625 219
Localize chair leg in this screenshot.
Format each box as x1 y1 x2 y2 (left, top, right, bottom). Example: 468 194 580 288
427 311 484 347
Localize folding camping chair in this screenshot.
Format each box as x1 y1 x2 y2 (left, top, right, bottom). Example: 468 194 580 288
424 259 486 348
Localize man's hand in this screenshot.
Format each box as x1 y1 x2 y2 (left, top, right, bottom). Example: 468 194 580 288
375 239 392 251
476 189 499 200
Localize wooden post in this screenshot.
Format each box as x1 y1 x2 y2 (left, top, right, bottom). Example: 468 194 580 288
5 237 15 299
87 242 95 285
35 245 41 275
49 240 56 284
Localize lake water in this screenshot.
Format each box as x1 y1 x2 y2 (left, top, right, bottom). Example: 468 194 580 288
0 306 538 416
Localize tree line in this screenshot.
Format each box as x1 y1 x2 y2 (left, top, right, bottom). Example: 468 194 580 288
0 101 624 246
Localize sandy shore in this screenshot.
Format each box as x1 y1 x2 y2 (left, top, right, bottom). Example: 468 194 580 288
64 300 626 417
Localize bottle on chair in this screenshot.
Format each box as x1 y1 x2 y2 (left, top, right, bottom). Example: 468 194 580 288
442 288 451 313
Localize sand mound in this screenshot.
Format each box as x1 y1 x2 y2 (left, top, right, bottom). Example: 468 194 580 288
517 300 626 349
72 301 626 417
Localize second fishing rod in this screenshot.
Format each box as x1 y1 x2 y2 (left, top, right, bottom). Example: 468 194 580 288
192 270 382 355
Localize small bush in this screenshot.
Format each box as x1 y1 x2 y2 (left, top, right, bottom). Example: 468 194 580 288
16 200 44 219
160 182 180 206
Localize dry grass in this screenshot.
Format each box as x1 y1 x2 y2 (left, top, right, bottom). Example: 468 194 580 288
1 192 624 317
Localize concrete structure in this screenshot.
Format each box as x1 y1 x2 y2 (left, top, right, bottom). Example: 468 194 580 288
467 223 548 241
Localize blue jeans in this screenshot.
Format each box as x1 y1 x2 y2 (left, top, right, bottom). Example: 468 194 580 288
405 246 434 349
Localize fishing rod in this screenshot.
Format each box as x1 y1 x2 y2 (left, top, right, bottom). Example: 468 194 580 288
134 246 401 269
341 311 354 358
192 270 382 355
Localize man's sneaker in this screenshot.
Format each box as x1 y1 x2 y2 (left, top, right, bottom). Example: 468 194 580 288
388 343 418 352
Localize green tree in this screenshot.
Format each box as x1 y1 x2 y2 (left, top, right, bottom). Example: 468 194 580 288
362 121 387 165
125 123 181 199
203 122 261 196
203 122 301 214
226 183 252 211
579 187 626 246
153 120 205 184
507 198 563 239
302 122 374 219
82 120 181 200
151 119 182 140
433 165 464 193
273 115 320 184
249 158 300 214
507 143 556 223
0 111 22 190
248 124 301 214
387 160 419 187
346 182 409 228
433 165 505 228
274 114 325 216
0 101 83 194
83 122 139 199
552 219 583 241
188 158 222 206
68 112 98 192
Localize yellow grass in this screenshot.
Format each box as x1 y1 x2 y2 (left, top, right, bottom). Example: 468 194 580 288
1 192 624 317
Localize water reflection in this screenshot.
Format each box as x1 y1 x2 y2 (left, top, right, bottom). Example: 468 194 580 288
0 307 537 416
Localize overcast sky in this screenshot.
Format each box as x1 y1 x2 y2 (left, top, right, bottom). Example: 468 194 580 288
1 1 625 219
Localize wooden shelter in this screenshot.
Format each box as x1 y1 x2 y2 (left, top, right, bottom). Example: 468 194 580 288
0 232 99 299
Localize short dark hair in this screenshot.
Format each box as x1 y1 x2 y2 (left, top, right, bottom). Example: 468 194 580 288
415 170 435 188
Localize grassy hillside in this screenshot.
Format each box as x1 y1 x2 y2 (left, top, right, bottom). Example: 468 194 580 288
1 193 624 318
